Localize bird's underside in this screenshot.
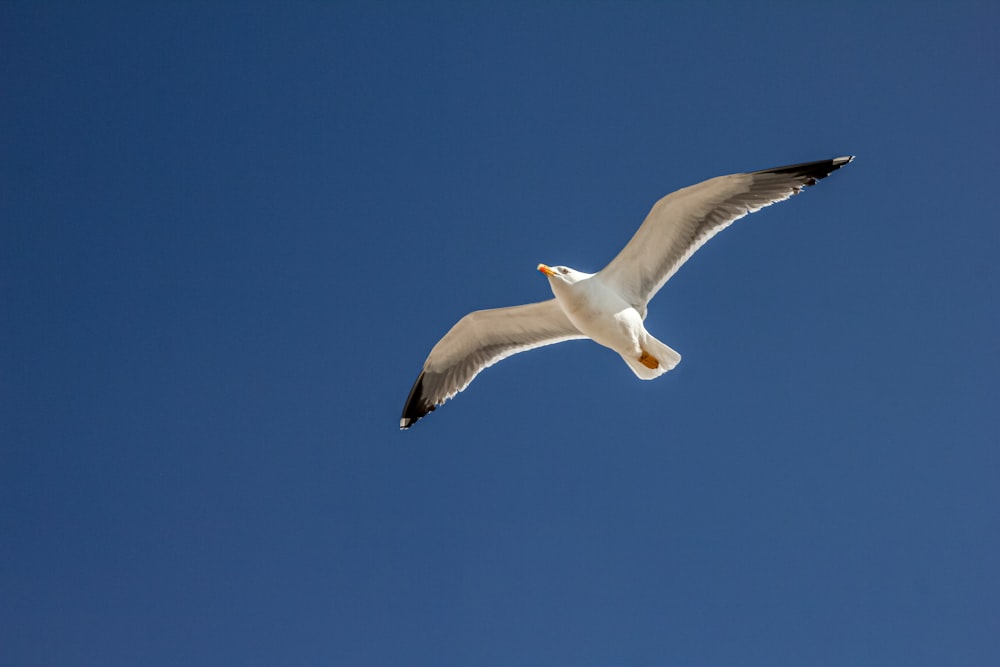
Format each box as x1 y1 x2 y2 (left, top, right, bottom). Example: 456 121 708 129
399 156 854 429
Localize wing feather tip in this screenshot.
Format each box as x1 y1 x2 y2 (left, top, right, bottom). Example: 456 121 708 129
754 155 855 186
400 370 437 430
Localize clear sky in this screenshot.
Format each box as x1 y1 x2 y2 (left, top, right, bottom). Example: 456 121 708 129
2 2 998 665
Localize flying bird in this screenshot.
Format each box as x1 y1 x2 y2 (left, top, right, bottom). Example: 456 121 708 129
400 156 854 429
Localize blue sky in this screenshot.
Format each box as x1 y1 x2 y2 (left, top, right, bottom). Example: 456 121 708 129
2 2 998 665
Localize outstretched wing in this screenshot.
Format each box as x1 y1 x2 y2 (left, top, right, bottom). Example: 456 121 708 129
599 156 854 309
400 299 585 429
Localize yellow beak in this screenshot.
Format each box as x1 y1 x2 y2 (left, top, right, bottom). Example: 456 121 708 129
538 264 557 277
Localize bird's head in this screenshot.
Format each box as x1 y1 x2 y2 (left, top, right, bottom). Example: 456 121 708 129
538 264 589 285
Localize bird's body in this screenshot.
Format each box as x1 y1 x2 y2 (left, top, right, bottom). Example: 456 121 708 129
541 266 680 380
400 156 854 429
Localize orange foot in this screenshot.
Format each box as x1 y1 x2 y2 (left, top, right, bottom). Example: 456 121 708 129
639 350 660 369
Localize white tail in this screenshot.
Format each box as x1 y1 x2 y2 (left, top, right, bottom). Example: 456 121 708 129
621 333 681 380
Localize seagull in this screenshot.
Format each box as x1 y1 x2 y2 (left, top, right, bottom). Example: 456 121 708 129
400 156 854 429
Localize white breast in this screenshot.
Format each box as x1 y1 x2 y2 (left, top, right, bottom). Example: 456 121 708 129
550 276 646 355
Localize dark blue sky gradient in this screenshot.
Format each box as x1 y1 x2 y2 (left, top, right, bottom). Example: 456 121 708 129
3 2 999 665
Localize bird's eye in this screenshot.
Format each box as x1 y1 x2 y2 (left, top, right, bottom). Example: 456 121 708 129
559 267 568 274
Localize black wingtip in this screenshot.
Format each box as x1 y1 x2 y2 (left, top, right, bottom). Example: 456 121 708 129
400 371 436 430
754 155 855 186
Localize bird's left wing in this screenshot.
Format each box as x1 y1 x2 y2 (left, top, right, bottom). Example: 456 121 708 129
400 299 585 429
599 156 854 309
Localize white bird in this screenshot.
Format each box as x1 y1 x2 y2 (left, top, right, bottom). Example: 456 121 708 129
400 156 854 429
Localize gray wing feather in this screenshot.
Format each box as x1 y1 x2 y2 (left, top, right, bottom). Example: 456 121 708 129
599 157 854 309
400 299 584 428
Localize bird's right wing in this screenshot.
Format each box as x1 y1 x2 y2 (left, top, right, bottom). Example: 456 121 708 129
599 157 854 309
400 299 585 429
